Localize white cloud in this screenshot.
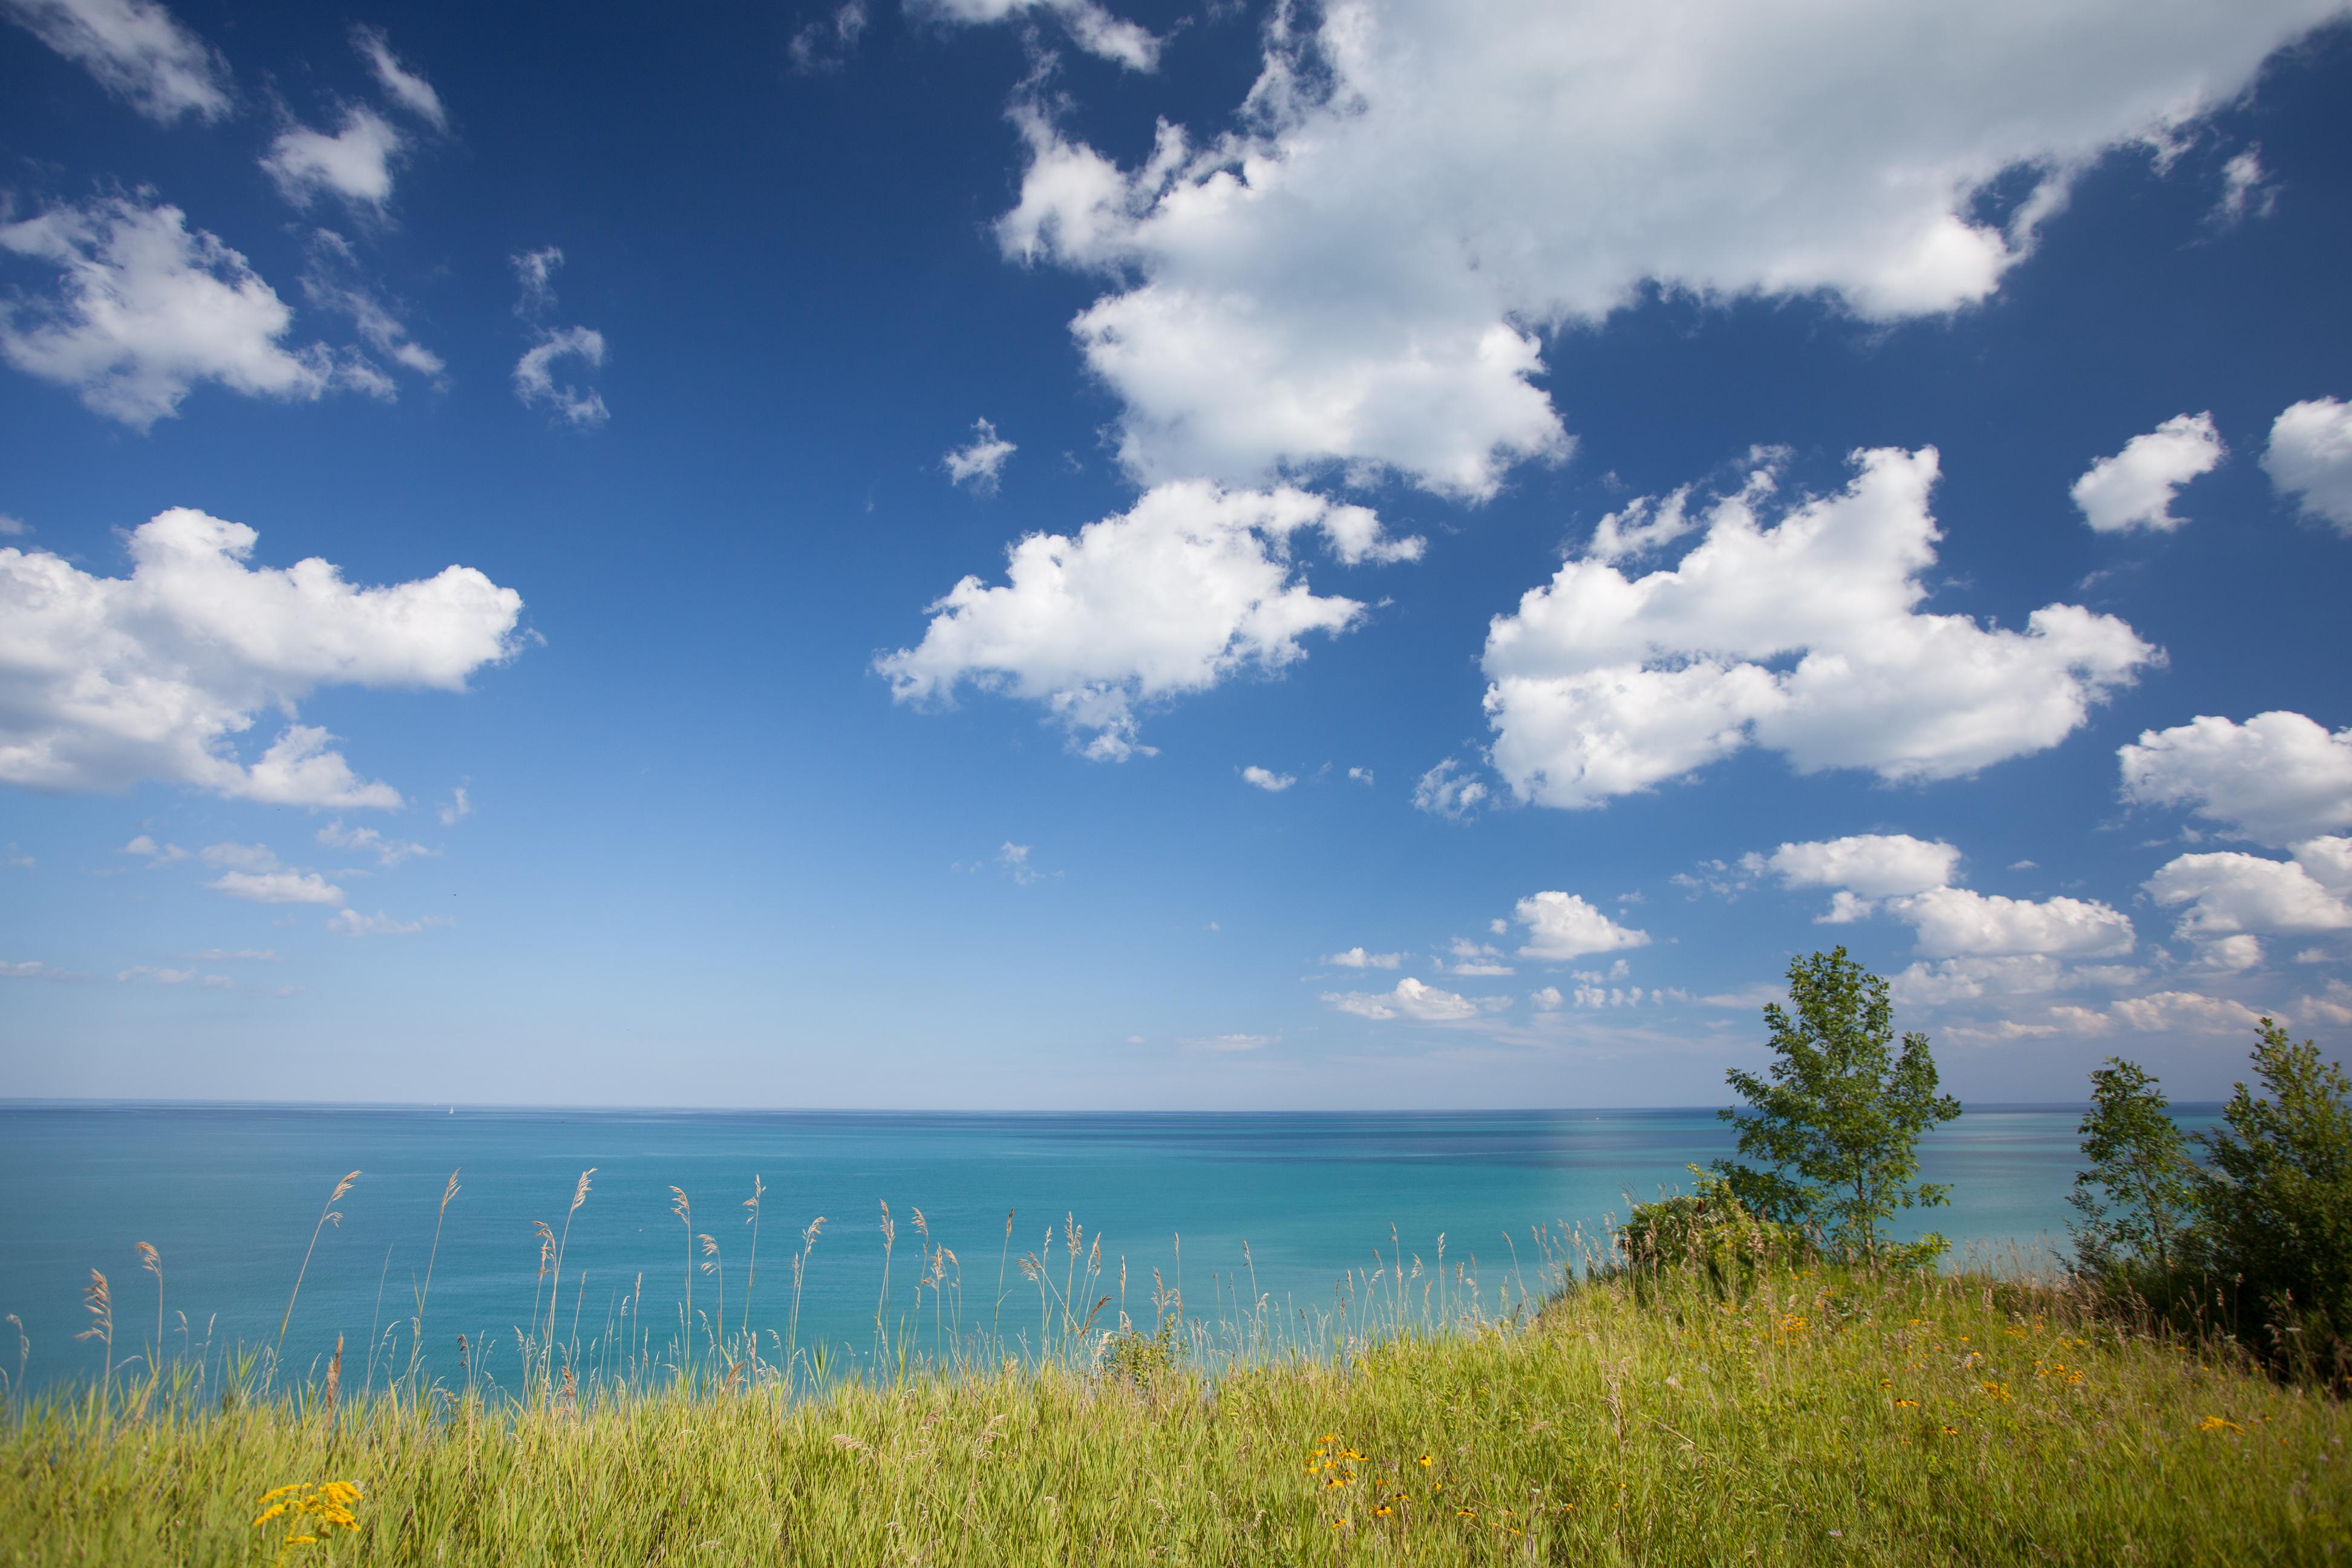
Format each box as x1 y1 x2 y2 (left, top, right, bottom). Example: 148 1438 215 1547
263 107 405 207
2069 413 2226 533
514 327 609 427
1888 887 2135 959
1411 757 1488 820
1440 936 1515 976
326 907 443 936
1323 975 1495 1022
210 868 343 905
1184 1032 1277 1053
790 1 868 71
437 785 472 825
117 964 197 984
992 0 2336 498
1241 765 1295 792
318 820 432 867
2109 989 2267 1035
0 515 25 535
117 833 186 863
3 0 229 122
1530 985 1563 1010
1765 834 1960 900
0 507 522 805
183 947 276 961
1485 448 2156 808
2 958 74 979
1345 766 1372 785
2262 396 2352 535
877 482 1416 760
2146 850 2352 941
353 25 445 129
1324 947 1402 969
921 0 1160 70
302 230 445 385
0 195 351 428
944 419 1017 494
2296 835 2352 898
2118 711 2352 844
2213 146 2277 224
1513 890 1650 962
996 841 1039 884
512 247 563 316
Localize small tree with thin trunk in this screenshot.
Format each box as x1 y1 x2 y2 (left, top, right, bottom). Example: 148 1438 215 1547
1713 947 1961 1263
2068 1057 2195 1276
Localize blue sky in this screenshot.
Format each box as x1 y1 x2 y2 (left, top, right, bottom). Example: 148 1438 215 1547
2 0 2350 1109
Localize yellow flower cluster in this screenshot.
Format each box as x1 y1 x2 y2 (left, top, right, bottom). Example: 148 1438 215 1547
252 1481 361 1566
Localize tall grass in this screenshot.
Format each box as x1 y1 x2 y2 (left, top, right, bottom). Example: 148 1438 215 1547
4 1165 2348 1566
4 1258 2347 1566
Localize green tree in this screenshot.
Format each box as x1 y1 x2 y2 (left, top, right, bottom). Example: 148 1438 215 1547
2069 1057 2196 1275
1713 947 1961 1261
2192 1019 2352 1359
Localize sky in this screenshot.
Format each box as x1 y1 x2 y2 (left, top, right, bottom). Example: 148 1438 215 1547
2 0 2350 1111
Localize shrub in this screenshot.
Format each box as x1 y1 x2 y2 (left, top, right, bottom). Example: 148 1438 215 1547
1619 1167 1806 1290
2189 1019 2352 1385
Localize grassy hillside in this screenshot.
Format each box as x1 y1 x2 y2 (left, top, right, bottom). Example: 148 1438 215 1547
4 1263 2345 1567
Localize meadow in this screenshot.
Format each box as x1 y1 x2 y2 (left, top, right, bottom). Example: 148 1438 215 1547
3 1244 2346 1566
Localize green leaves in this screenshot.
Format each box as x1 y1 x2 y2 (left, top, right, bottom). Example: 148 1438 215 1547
2068 1057 2194 1274
1711 947 1961 1262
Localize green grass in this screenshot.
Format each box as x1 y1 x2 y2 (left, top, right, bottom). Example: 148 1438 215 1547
4 1264 2347 1566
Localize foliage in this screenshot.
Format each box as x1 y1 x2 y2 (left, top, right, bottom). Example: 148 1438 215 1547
1714 947 1962 1261
1618 1165 1807 1288
2068 1057 2197 1275
5 1265 2347 1567
1096 1309 1185 1387
2190 1019 2352 1380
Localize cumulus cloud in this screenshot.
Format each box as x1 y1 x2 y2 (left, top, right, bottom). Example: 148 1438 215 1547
1240 765 1295 792
2118 711 2352 844
1889 887 2135 959
326 907 443 936
0 195 354 427
353 25 445 129
118 833 186 863
2262 396 2352 535
996 841 1039 884
2069 413 2226 533
317 820 432 866
944 418 1017 493
2 958 75 979
2146 850 2352 944
2109 989 2267 1034
1484 448 2156 808
437 785 471 826
1513 891 1650 962
921 0 1159 70
3 0 230 122
1323 975 1497 1022
877 482 1417 760
211 868 343 904
1764 834 1961 901
1411 757 1488 820
992 0 2336 497
1324 947 1402 969
263 108 405 207
514 327 609 427
0 507 523 805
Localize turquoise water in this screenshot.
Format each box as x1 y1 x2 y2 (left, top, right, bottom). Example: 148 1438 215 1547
0 1103 2209 1393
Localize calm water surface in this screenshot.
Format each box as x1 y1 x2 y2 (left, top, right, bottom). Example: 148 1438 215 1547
0 1103 2210 1392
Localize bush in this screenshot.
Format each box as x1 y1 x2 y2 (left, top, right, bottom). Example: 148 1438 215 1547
1619 1167 1807 1290
2190 1019 2352 1385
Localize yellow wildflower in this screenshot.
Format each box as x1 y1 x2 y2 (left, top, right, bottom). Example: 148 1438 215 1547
2198 1416 2244 1434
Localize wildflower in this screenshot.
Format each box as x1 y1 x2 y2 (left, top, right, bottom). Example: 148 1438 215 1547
1457 1509 1477 1519
1373 1505 1394 1518
1416 1454 1433 1467
1893 1399 1918 1408
1941 1426 1959 1436
1980 1381 2009 1400
2197 1416 2243 1434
